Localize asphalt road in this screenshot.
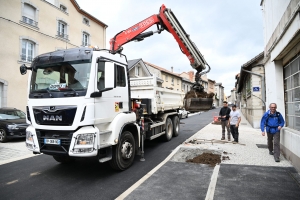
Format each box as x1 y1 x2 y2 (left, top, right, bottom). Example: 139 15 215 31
0 109 217 200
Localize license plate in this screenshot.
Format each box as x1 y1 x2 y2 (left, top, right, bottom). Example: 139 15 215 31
44 139 61 145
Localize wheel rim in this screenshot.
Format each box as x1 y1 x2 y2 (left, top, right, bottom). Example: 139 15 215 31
0 129 4 141
175 121 179 132
167 122 172 137
121 141 133 159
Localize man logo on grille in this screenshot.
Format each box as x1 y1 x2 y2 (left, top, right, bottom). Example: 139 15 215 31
50 106 55 111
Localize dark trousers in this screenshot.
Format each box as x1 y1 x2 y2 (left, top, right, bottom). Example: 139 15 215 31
230 125 239 142
267 132 280 158
221 120 230 139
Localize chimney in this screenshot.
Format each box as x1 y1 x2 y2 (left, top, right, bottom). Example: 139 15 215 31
171 66 173 72
188 71 194 82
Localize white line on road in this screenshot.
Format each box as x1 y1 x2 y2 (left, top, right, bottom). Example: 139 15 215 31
205 164 220 200
115 145 182 200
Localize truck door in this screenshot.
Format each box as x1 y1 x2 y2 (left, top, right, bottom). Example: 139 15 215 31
94 61 129 125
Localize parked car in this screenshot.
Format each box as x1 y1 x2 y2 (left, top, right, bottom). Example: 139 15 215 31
211 103 216 109
0 107 29 143
178 109 189 119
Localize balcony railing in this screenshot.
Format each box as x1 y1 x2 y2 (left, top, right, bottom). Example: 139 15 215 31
21 54 33 62
22 16 38 27
57 31 68 39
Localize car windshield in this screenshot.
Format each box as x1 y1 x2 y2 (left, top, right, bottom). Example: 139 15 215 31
0 110 26 120
30 61 91 94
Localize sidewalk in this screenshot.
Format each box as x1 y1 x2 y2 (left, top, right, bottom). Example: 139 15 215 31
117 111 300 200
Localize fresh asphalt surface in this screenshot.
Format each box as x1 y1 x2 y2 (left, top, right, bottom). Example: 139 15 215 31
0 110 216 200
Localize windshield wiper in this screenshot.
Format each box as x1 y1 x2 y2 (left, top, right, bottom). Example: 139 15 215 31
64 88 79 97
33 89 53 98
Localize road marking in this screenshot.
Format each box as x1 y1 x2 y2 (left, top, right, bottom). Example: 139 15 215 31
205 164 220 200
6 180 19 185
116 145 182 200
30 172 41 176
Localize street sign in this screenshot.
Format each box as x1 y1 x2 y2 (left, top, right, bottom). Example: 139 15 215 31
253 87 260 92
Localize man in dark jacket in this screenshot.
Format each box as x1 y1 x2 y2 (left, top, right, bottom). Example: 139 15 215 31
260 103 285 162
219 101 231 140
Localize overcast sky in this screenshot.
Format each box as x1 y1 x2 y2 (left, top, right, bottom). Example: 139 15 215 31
76 0 263 95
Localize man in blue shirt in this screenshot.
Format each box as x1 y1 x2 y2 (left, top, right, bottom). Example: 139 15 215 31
260 103 285 162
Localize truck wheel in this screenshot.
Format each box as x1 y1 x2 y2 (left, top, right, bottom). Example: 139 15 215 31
0 128 8 143
172 116 180 137
164 118 173 141
53 156 75 164
109 131 135 171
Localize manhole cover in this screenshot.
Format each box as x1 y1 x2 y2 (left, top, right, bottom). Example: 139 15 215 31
256 144 268 148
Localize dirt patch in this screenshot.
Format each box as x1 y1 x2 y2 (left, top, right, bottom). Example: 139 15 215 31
186 153 221 167
184 90 214 99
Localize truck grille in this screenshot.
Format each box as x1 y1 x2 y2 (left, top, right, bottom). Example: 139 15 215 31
33 106 77 126
36 130 73 155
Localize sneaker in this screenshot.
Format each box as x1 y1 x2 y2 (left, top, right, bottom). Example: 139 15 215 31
274 157 280 162
221 138 225 140
269 151 274 155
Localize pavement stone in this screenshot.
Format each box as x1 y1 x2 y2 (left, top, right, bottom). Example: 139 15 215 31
0 139 37 165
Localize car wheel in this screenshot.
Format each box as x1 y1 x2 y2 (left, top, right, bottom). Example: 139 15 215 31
186 114 189 118
0 128 8 143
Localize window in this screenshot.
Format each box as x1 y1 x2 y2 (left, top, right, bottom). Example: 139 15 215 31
171 77 174 85
135 66 140 76
83 18 89 25
97 63 126 90
60 4 67 12
177 78 179 85
82 32 89 46
166 75 168 82
284 55 300 131
22 3 38 26
57 21 68 39
116 65 126 87
21 39 35 62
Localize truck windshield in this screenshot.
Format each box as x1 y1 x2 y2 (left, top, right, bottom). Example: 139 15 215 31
30 61 91 96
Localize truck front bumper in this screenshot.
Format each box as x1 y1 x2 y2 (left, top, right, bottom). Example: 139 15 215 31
25 125 100 157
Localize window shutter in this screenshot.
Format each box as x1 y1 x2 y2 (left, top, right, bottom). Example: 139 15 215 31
24 4 35 20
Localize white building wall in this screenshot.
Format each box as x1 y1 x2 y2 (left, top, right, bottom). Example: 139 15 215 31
262 0 290 45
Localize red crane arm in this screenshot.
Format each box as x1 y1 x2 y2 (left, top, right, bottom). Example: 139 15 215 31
109 4 208 72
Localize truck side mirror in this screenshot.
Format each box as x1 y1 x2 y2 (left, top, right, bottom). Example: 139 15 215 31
20 64 27 75
20 64 32 75
104 62 116 88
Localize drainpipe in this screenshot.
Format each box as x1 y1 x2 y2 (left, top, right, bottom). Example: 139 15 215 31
241 64 265 108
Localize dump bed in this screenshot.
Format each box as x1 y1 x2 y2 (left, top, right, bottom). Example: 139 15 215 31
130 76 184 114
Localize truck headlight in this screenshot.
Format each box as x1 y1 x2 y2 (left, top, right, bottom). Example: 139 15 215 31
26 131 33 142
76 134 94 145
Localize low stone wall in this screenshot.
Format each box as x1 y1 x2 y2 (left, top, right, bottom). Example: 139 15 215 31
281 127 300 172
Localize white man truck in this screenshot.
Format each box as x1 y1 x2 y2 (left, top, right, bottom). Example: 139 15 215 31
20 4 209 170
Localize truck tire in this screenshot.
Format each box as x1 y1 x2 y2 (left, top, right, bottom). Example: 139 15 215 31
0 128 8 143
164 118 173 141
109 131 135 171
172 116 180 137
53 156 75 164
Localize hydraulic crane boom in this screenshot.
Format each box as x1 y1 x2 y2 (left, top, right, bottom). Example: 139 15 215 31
109 4 209 74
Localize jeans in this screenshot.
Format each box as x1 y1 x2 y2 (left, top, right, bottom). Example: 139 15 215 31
230 125 239 142
221 120 230 139
267 132 280 158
